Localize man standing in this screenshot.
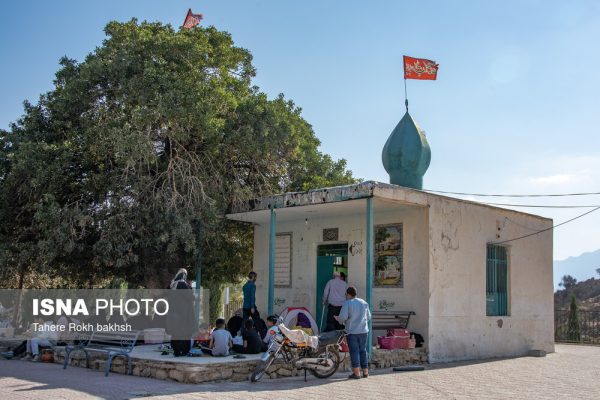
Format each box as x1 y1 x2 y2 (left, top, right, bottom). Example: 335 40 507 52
242 271 257 320
336 286 371 379
322 271 347 331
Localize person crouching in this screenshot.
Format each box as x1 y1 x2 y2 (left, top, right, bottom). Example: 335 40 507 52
232 319 266 354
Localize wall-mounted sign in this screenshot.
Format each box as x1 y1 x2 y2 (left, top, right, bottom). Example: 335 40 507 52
349 241 363 256
374 223 403 287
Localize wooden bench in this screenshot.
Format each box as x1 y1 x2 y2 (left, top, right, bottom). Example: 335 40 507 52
63 330 140 376
372 311 415 332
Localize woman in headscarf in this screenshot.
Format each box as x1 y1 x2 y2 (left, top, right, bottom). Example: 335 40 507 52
169 268 188 289
167 269 196 357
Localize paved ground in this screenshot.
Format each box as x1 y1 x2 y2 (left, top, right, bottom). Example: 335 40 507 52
1 344 599 400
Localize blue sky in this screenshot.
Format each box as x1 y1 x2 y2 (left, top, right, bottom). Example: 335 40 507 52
1 1 600 262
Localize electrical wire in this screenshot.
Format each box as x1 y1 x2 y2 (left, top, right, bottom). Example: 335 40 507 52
493 206 600 245
424 189 600 198
482 202 600 208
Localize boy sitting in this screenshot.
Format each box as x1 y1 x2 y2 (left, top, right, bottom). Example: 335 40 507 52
262 315 280 346
209 318 233 357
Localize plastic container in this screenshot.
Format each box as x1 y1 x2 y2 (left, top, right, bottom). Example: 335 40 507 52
339 337 349 353
378 336 399 349
378 335 413 350
387 328 410 337
143 328 166 344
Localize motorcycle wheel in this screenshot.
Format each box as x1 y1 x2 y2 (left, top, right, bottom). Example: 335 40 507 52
311 349 340 379
250 353 276 382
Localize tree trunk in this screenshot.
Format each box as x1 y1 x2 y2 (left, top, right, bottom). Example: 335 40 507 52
11 263 27 327
205 280 223 322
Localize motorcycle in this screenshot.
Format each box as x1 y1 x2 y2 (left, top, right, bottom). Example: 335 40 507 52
250 324 346 382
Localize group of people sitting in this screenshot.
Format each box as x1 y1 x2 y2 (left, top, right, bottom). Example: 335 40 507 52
205 313 280 357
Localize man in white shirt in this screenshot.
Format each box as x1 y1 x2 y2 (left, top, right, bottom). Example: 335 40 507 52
322 271 348 331
23 319 60 362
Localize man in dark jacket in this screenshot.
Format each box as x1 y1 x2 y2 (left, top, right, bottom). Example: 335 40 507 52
242 272 257 320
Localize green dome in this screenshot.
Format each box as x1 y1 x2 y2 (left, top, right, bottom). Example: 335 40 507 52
382 111 431 189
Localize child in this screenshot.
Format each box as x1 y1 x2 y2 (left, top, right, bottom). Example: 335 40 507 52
262 315 280 346
232 319 265 354
209 318 233 357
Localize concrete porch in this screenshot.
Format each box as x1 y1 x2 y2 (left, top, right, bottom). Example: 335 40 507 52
1 340 427 384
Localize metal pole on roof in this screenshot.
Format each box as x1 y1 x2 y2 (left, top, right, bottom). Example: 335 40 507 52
366 197 374 358
404 78 409 112
268 207 277 315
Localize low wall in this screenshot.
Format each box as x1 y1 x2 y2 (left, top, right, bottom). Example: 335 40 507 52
52 347 262 383
2 343 427 384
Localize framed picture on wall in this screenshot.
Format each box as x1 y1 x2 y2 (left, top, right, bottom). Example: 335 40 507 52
374 223 403 287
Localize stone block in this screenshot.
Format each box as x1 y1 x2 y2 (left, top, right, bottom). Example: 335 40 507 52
220 368 234 379
112 364 127 374
186 372 203 384
183 366 205 373
528 350 546 357
231 373 248 382
154 369 168 380
169 369 185 382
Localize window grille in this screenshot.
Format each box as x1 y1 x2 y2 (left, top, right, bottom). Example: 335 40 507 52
486 244 509 316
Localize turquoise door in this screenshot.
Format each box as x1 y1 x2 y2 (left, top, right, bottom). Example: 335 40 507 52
316 256 335 330
315 243 349 331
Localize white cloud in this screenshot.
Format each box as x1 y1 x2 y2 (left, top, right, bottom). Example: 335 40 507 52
528 173 582 186
503 153 600 260
523 155 600 188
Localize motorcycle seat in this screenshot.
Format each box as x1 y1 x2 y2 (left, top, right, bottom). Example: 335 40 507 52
318 331 340 346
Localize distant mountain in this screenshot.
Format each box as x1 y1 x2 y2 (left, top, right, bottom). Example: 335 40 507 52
554 249 600 290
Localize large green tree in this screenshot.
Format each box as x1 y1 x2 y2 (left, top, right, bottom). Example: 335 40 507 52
0 20 357 317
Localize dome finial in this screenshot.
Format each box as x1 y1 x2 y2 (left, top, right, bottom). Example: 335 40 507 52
381 111 431 189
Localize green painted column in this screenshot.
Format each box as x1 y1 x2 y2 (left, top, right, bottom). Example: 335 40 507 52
366 197 374 357
268 207 277 315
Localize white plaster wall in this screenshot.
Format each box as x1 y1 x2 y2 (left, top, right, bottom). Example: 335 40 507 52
426 197 554 362
373 206 429 341
251 201 430 340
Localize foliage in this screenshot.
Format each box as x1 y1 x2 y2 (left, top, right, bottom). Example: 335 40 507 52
554 277 600 312
559 275 577 291
566 295 581 342
0 20 358 321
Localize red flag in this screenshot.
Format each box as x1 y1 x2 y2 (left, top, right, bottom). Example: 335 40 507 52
403 56 439 80
183 8 203 29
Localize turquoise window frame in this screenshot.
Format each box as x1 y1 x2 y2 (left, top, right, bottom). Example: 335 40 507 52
486 244 509 316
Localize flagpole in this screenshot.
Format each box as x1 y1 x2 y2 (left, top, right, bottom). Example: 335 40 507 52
404 78 408 112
